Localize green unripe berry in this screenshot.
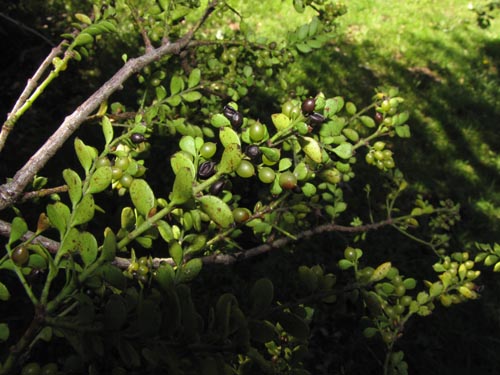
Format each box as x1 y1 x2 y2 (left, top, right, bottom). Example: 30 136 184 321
258 167 276 184
373 141 386 151
120 174 134 188
115 156 130 170
279 171 298 190
112 166 123 180
249 122 266 142
344 247 357 261
236 160 255 178
12 246 29 265
232 207 251 223
200 142 217 159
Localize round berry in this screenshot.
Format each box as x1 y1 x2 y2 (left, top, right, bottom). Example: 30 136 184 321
236 160 255 178
232 207 251 223
308 112 326 126
12 246 29 266
112 166 123 180
41 363 58 375
120 174 134 188
373 141 386 151
198 161 217 179
258 167 276 184
95 157 111 168
281 101 294 117
223 104 237 120
230 112 243 128
130 133 145 144
245 145 261 160
344 247 357 262
209 179 226 195
115 156 130 171
279 171 298 190
301 97 316 114
200 142 217 159
249 122 266 142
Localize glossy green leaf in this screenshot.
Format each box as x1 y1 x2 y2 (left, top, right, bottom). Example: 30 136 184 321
63 169 83 208
101 116 114 145
170 75 184 95
332 142 353 159
156 85 167 101
260 147 281 163
71 194 95 227
100 227 116 261
211 113 231 128
121 207 135 231
87 166 112 194
130 179 155 217
171 167 193 205
74 138 95 174
177 258 202 283
169 242 183 266
79 231 98 266
219 127 241 147
250 278 274 315
170 151 195 177
188 68 201 88
181 91 202 102
28 254 47 269
72 32 94 47
395 124 411 138
157 220 174 242
102 264 126 289
0 282 10 301
58 227 79 257
360 115 376 128
369 262 392 282
8 217 28 245
46 202 70 237
218 143 243 174
166 95 182 106
155 264 175 291
271 113 291 131
184 234 207 256
197 195 234 228
300 136 323 163
179 136 197 157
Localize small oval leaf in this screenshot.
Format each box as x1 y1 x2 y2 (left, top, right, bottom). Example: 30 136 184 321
219 127 241 148
63 169 83 207
71 194 95 227
218 143 243 174
88 166 112 194
8 217 28 245
171 167 194 205
130 179 155 217
197 195 234 228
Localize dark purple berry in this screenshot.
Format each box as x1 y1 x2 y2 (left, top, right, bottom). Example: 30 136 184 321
308 112 326 126
230 111 243 128
198 161 217 179
209 179 226 195
301 97 316 114
245 145 262 160
223 105 237 120
131 133 145 144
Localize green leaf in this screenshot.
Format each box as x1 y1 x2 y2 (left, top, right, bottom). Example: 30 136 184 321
170 151 195 177
74 138 95 174
100 227 116 261
181 91 202 102
184 234 207 256
179 136 197 157
278 158 292 172
293 0 305 13
101 116 114 146
177 258 202 283
71 194 95 227
251 278 274 315
170 75 184 95
0 282 10 301
218 143 243 174
87 166 112 194
300 136 323 163
197 195 234 228
296 43 312 53
369 262 392 282
248 320 277 343
157 220 174 242
79 231 98 266
63 169 83 208
166 95 182 106
211 113 231 128
219 127 241 148
155 264 176 291
46 202 70 237
130 179 155 217
271 113 291 131
28 254 47 269
332 143 353 159
395 124 411 138
120 207 135 231
8 217 28 245
0 323 9 342
338 259 353 270
169 242 183 266
171 167 193 205
58 228 79 258
360 115 376 128
72 32 94 47
188 68 201 88
298 266 318 292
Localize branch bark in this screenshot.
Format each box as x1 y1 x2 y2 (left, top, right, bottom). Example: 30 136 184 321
0 0 218 212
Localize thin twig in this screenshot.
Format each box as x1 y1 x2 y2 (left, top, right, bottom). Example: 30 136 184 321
0 43 64 152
